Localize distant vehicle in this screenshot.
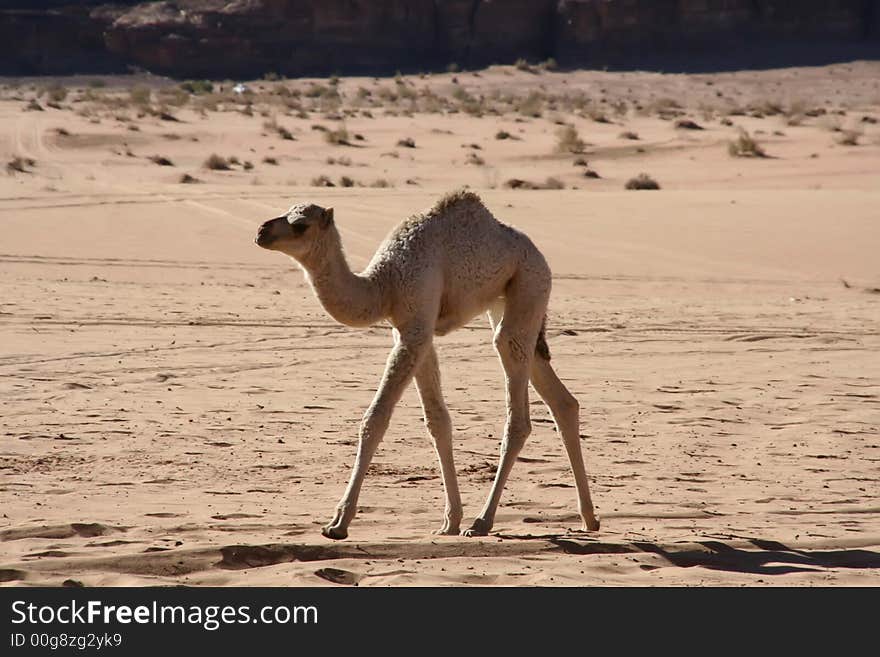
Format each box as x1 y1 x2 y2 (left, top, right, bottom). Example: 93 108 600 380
233 83 248 95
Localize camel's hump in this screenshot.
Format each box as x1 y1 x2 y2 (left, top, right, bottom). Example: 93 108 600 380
429 189 485 214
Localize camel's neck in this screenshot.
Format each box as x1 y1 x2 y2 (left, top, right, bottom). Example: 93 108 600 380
298 227 386 328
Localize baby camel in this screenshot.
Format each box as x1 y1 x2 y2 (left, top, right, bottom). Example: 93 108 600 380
255 190 599 539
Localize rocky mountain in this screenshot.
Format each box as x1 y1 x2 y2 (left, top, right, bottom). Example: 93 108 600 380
2 0 879 77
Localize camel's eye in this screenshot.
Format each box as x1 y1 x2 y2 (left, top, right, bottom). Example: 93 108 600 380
291 223 308 236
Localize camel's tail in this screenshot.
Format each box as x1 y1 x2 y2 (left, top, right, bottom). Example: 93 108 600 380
536 315 551 361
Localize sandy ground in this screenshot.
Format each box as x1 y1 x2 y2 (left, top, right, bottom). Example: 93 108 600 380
1 63 879 586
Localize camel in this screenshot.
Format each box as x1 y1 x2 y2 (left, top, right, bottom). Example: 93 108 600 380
254 190 599 539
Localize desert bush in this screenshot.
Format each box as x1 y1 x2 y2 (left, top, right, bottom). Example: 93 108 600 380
583 169 600 178
179 173 200 183
339 176 355 187
204 154 232 170
46 85 68 103
728 129 766 157
304 83 334 99
495 130 513 140
130 86 151 106
243 161 254 170
6 156 35 174
516 91 543 118
675 119 704 130
159 88 189 107
514 58 535 73
180 80 214 95
149 155 174 166
465 151 485 166
555 125 585 154
54 127 71 136
311 175 335 187
325 128 350 145
619 131 639 140
262 156 278 165
396 137 416 148
370 178 393 188
504 177 564 190
540 58 558 71
586 107 610 123
625 173 660 190
25 99 44 112
836 129 862 146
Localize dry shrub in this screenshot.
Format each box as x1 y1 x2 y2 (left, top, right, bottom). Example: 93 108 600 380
728 129 766 158
504 177 564 190
6 156 35 174
149 155 174 166
675 119 704 130
514 58 535 73
204 154 231 170
516 91 543 118
625 173 660 190
836 129 862 146
311 175 335 187
324 128 350 145
555 125 585 154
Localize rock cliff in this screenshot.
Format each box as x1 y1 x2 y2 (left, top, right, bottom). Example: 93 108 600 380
1 0 878 76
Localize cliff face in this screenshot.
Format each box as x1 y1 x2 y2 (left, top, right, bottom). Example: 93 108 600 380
1 0 878 77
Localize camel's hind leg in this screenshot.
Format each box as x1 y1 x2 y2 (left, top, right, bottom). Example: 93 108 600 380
414 345 463 535
463 288 543 537
530 355 600 531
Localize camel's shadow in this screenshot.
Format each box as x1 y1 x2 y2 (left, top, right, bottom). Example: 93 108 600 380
552 536 880 575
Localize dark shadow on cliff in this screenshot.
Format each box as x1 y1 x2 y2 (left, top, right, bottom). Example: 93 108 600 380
561 41 880 75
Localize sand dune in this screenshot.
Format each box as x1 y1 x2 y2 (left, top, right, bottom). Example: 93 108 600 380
1 63 879 586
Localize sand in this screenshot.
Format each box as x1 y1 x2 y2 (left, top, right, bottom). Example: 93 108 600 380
1 63 879 586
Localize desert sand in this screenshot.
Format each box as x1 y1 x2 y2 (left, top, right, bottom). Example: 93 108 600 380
1 62 878 586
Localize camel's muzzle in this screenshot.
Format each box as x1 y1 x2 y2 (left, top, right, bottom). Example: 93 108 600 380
255 221 277 247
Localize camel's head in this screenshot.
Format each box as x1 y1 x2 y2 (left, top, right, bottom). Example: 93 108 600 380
255 203 334 259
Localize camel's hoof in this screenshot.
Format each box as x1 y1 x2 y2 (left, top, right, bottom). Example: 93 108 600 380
321 525 348 540
461 518 491 537
583 517 600 532
432 526 460 536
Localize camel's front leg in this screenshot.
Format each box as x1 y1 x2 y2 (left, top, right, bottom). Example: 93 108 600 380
322 329 430 540
414 345 462 535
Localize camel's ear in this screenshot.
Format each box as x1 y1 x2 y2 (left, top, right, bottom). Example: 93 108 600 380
320 207 334 228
